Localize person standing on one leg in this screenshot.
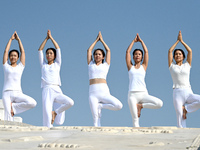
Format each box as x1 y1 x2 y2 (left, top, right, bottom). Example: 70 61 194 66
2 31 37 121
126 33 163 127
87 31 123 127
38 30 74 128
168 31 200 128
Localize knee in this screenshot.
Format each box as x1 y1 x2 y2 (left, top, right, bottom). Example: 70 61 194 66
69 100 74 107
116 102 123 110
29 99 37 108
157 100 163 108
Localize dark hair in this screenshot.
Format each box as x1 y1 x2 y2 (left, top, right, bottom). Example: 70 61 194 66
132 49 143 61
173 49 185 60
93 48 105 63
46 48 56 60
9 49 19 58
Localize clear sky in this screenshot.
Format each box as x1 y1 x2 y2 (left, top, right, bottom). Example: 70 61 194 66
0 1 200 127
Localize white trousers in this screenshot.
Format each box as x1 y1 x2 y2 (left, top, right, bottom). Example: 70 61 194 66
173 88 200 128
89 84 123 127
128 91 163 127
2 90 37 121
42 86 74 128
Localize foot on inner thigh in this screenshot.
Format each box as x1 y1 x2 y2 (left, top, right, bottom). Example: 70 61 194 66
137 103 143 118
11 103 14 117
182 106 187 120
51 111 57 124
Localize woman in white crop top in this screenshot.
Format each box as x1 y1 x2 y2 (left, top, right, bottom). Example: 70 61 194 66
126 33 163 127
87 31 123 127
38 30 74 128
168 31 200 128
2 31 37 121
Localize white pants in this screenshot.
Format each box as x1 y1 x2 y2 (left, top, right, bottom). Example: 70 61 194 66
89 84 123 127
128 91 163 127
173 88 200 128
42 86 74 128
2 90 37 121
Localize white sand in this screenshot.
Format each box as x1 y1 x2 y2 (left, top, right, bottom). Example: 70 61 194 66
0 121 199 149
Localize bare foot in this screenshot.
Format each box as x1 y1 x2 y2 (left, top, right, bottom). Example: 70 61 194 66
183 106 187 119
11 103 14 117
51 111 57 124
137 103 143 118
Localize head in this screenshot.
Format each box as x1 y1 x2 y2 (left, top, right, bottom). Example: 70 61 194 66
93 48 105 63
132 49 143 63
173 49 185 63
46 48 56 63
9 49 19 64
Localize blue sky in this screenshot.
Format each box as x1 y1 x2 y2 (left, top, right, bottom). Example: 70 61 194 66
0 1 200 127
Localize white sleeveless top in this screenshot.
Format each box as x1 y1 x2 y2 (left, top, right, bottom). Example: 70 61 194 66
38 49 61 88
3 61 24 92
128 65 147 92
169 61 191 89
88 61 109 80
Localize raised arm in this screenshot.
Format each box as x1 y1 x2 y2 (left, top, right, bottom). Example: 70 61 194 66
138 34 148 71
38 31 49 51
178 31 192 65
87 32 100 64
126 34 137 71
3 32 15 64
15 32 25 66
168 40 179 67
48 30 60 49
99 32 111 65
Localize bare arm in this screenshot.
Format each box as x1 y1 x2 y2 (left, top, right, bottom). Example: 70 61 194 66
178 31 192 65
87 33 100 64
168 40 179 67
3 32 15 64
126 35 137 71
38 38 48 51
15 32 25 66
99 31 110 65
138 34 148 71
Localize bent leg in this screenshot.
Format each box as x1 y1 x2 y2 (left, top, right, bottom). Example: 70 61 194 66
141 93 163 109
13 91 37 115
54 94 74 125
186 93 200 113
100 93 123 111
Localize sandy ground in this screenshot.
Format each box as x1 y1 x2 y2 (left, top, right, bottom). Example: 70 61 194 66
0 121 200 150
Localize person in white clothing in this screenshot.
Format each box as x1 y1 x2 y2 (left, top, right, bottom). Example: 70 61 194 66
168 31 200 128
87 31 123 127
126 33 163 127
2 31 37 121
38 30 74 128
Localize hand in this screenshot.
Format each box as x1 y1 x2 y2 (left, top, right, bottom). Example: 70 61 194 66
99 31 103 42
46 29 51 39
177 30 182 42
137 33 142 42
96 32 100 41
14 31 20 41
10 32 16 40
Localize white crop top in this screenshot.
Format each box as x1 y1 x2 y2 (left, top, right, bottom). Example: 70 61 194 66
39 49 61 88
169 61 191 89
88 61 110 80
3 61 24 92
128 65 147 92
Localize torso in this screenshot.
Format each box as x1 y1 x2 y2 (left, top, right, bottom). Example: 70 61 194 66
88 61 109 85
